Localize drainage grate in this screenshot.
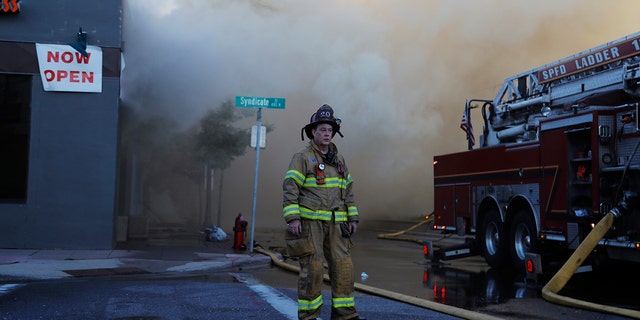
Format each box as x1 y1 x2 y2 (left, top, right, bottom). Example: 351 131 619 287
63 267 150 277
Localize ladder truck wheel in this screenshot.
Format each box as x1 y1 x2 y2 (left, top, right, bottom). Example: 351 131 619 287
480 209 508 269
509 209 538 272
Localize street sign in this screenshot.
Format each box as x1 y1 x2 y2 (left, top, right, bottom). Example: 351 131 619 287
236 96 285 253
250 125 266 148
235 96 285 109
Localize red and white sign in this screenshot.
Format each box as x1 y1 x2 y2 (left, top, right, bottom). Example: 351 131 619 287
35 43 103 93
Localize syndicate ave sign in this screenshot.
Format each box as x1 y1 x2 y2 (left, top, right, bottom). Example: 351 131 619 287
35 43 103 93
235 96 286 109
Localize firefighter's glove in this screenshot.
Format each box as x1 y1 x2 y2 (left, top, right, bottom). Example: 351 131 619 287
348 221 358 236
288 219 302 236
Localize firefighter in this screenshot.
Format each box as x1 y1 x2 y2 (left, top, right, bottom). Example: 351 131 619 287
283 104 364 320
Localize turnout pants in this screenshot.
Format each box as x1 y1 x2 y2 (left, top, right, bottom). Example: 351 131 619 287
297 219 359 320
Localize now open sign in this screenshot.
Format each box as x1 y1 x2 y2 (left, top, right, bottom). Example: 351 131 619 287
35 43 103 93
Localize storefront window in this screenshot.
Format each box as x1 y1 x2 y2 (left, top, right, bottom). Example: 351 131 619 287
0 74 31 202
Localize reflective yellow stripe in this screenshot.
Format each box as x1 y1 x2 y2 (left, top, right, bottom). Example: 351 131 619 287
283 204 300 218
285 206 356 222
347 205 359 217
285 169 305 185
298 295 323 311
332 296 355 308
303 176 350 188
299 207 348 221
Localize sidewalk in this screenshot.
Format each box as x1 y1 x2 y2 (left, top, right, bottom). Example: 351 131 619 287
0 231 282 281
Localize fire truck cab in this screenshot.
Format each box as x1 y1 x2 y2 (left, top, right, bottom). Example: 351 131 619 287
432 32 640 272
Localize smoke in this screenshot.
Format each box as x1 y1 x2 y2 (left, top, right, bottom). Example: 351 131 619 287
121 0 640 229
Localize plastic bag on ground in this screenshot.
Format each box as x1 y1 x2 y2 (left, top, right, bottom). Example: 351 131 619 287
204 226 228 241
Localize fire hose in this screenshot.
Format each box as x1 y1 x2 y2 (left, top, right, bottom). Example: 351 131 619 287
256 215 502 320
541 191 640 319
375 215 433 243
544 140 640 318
255 245 503 320
374 198 640 318
256 200 640 320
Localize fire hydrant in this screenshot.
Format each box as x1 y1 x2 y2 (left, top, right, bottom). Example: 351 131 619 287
233 213 248 250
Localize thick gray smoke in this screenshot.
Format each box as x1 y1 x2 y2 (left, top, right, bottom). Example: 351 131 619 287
121 0 640 230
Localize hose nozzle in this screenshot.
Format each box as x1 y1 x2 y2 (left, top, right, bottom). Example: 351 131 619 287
610 191 638 219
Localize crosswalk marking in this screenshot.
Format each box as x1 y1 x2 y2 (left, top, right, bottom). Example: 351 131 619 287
248 284 298 320
231 272 301 320
0 283 24 297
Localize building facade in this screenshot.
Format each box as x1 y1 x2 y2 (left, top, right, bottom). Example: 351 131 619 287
0 0 122 249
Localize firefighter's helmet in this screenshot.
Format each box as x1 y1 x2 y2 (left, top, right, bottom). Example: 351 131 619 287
302 104 343 140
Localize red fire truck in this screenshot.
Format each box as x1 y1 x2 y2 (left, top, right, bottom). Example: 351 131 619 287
430 32 640 273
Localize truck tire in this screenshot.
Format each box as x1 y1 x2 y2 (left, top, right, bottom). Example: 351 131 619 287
480 209 508 268
509 210 538 271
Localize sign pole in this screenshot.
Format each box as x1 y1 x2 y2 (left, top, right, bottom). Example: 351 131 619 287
249 108 262 254
235 95 285 254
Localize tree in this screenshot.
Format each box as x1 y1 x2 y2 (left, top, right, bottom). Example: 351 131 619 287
194 99 251 226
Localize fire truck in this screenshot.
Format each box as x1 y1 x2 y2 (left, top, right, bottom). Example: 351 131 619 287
430 32 640 273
